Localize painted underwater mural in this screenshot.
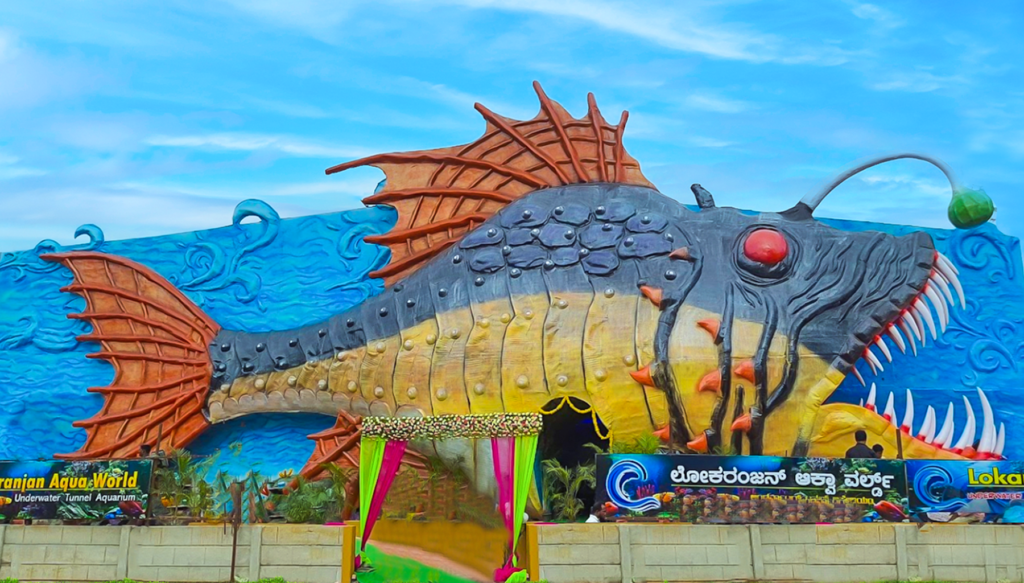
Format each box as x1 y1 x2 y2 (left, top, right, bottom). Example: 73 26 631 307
0 83 1021 485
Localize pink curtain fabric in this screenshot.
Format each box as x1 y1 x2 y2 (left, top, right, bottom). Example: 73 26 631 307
491 436 517 582
360 439 408 552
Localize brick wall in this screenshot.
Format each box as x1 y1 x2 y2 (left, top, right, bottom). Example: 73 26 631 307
534 522 1024 583
0 524 349 583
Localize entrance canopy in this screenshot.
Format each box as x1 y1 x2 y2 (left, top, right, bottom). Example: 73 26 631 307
359 413 543 583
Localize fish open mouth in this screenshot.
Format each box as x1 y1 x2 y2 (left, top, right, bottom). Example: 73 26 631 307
844 250 1004 460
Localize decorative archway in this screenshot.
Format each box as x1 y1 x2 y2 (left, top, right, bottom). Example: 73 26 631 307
358 413 543 583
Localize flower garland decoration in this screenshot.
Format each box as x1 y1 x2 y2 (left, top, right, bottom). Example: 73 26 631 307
362 413 543 441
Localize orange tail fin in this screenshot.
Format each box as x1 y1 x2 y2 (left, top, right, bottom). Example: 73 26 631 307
42 251 219 459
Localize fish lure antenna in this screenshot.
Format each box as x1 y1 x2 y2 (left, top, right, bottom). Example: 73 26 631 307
691 184 716 209
799 152 994 229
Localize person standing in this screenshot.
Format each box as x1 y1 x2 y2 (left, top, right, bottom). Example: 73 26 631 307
845 430 876 458
872 444 884 458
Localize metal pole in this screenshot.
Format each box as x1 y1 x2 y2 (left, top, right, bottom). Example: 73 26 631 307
229 482 242 583
896 430 904 460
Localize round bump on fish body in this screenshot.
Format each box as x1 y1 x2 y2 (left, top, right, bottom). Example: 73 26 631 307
474 276 485 286
220 343 231 352
317 379 327 390
623 354 637 366
510 268 522 278
579 248 589 257
477 318 490 328
318 328 327 337
453 254 463 264
255 343 266 352
379 307 389 317
374 386 385 398
403 340 414 351
336 352 344 360
516 375 530 389
369 400 392 417
502 245 512 256
556 375 569 387
436 388 448 401
375 342 386 353
287 375 298 387
393 284 404 292
595 369 608 381
448 328 461 339
665 270 678 281
407 387 418 399
596 205 606 216
474 383 487 395
242 362 255 373
347 380 358 392
215 363 227 373
543 260 555 270
743 228 789 265
426 334 437 345
500 313 511 323
275 357 288 369
406 298 416 308
254 378 266 390
523 309 534 320
556 299 568 309
438 288 448 298
288 338 298 347
346 319 355 328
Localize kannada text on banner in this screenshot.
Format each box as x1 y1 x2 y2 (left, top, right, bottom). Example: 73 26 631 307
0 459 152 523
596 454 908 523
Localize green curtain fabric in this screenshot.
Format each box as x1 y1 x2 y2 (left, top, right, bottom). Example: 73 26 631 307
358 436 386 548
509 434 538 566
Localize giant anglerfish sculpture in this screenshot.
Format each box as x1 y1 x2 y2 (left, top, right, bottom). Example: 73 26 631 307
44 82 1004 480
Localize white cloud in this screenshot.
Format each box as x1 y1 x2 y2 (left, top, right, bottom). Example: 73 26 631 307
870 70 966 93
685 93 752 114
145 133 373 159
850 3 904 29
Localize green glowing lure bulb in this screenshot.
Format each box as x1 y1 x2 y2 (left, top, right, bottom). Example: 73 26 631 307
948 187 994 229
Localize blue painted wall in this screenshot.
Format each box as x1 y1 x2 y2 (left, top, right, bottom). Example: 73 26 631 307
0 197 1020 476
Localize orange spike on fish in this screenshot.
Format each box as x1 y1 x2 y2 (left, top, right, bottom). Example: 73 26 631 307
653 424 671 442
630 365 656 387
669 246 693 261
687 432 709 452
697 319 720 338
731 414 752 433
733 360 755 384
697 370 722 393
639 285 663 307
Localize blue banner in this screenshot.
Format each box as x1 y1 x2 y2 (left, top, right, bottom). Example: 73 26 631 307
595 454 908 524
906 459 1024 523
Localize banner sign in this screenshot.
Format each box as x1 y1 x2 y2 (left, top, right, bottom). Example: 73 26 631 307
596 454 909 523
0 459 152 523
906 460 1024 523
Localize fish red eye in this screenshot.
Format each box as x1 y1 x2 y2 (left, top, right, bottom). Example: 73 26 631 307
743 229 788 265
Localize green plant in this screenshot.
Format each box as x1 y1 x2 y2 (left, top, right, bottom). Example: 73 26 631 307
272 476 339 524
541 459 595 522
152 448 220 520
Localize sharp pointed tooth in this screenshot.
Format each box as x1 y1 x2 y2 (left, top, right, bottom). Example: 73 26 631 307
908 310 928 347
913 298 938 340
977 387 997 454
901 389 915 433
934 403 955 448
924 285 948 331
874 337 893 362
918 406 937 443
859 398 864 407
937 252 959 276
936 255 966 309
887 324 907 354
995 423 1006 458
851 365 866 387
864 348 884 373
931 272 956 307
953 396 976 452
866 383 877 411
898 318 918 356
883 392 896 424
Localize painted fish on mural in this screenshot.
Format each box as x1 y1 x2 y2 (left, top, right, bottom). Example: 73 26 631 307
43 82 1004 486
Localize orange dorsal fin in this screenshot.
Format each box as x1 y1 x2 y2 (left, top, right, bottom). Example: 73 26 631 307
326 81 655 285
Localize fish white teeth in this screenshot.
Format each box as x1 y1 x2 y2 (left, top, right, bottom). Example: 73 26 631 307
887 324 907 354
874 336 893 362
924 285 948 331
898 318 918 356
864 348 884 373
936 254 966 309
913 298 938 340
953 396 976 452
918 406 937 443
995 423 1006 457
937 252 960 276
934 403 955 448
931 272 956 307
901 389 915 433
907 311 927 346
883 392 896 424
859 399 864 407
977 387 997 454
851 366 866 387
866 383 877 411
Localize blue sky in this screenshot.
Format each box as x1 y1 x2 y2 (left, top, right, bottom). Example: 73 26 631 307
1 1 1022 252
